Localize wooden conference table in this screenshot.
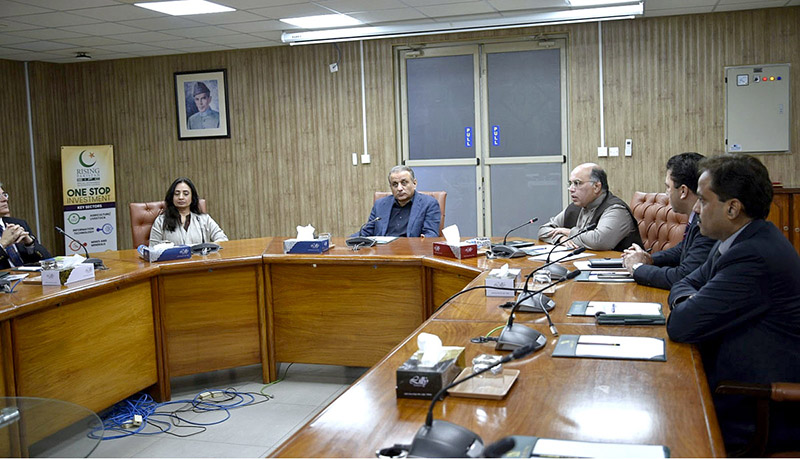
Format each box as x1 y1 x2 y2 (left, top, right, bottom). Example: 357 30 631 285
0 237 723 457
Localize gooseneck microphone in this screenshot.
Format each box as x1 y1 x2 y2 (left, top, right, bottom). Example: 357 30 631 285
55 226 106 269
544 223 596 279
514 247 585 313
489 217 538 259
345 216 381 248
407 342 538 458
496 269 581 351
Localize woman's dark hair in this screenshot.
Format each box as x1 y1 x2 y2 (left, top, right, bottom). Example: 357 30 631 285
163 177 202 232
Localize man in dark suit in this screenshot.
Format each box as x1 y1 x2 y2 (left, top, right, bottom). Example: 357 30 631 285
622 152 715 289
358 166 441 238
666 154 800 455
0 182 51 269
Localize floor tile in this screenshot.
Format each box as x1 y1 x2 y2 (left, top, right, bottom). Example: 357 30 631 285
131 437 269 458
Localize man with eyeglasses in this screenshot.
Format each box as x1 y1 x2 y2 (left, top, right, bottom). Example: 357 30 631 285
537 163 642 251
0 182 51 269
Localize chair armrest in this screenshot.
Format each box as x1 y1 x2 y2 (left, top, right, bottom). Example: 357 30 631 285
716 380 800 402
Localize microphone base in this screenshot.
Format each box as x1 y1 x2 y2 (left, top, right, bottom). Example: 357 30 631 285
495 324 547 352
542 263 569 280
83 258 106 270
514 292 555 313
345 237 376 247
408 420 484 458
489 245 526 258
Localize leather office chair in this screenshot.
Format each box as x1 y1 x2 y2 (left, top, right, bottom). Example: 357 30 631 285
630 192 687 253
373 191 447 237
129 199 207 248
716 381 800 457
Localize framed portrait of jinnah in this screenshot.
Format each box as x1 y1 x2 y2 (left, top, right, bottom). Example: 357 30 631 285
174 69 230 140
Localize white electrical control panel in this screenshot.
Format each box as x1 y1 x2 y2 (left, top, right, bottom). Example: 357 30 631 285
725 63 790 153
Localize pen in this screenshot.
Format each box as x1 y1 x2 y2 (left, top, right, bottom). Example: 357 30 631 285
579 341 621 346
645 247 653 253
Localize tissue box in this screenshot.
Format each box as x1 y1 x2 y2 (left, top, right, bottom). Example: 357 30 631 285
283 238 330 254
433 241 478 259
41 264 95 286
396 346 465 399
139 245 192 262
485 268 522 297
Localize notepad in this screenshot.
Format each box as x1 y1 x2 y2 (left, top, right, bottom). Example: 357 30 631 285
505 436 670 458
575 271 634 282
568 301 663 317
552 334 666 361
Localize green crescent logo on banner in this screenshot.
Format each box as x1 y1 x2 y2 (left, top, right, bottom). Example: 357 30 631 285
78 150 96 168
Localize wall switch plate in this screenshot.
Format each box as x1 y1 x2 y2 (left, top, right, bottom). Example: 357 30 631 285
624 139 632 157
352 152 358 166
597 146 608 157
361 153 371 164
329 63 338 73
609 147 619 157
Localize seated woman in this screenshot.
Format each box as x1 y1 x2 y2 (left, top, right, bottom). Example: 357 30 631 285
149 178 228 247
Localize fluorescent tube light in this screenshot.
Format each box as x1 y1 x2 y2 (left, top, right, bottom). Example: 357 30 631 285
134 0 235 16
567 0 637 6
282 3 642 45
280 14 362 29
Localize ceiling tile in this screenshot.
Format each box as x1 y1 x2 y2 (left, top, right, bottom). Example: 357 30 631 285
16 0 118 11
349 7 427 23
715 1 789 10
221 0 313 8
0 0 52 17
488 0 566 11
62 22 144 35
187 10 271 24
645 0 716 7
198 33 264 44
319 0 407 13
169 25 241 38
55 35 126 46
250 3 333 19
118 16 204 31
12 11 102 27
0 33 34 45
113 31 181 42
219 19 285 32
417 2 497 17
250 30 285 40
71 5 160 21
401 0 483 6
644 6 714 16
230 40 282 49
94 42 162 52
9 39 74 51
9 28 87 40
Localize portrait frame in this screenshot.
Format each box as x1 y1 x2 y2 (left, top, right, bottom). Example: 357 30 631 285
174 69 230 140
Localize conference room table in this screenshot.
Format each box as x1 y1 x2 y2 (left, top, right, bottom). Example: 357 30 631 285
270 245 726 457
0 237 724 457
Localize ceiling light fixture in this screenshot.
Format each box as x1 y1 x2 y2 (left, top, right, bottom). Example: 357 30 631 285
134 0 235 16
280 14 362 29
75 52 92 60
567 0 637 6
282 3 643 45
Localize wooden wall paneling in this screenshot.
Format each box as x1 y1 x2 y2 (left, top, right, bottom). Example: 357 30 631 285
0 321 14 397
0 60 36 231
9 7 798 249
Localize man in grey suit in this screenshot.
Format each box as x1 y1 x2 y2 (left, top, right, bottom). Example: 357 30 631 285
622 152 715 289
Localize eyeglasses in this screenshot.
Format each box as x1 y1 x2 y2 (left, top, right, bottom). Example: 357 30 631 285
0 192 8 200
566 180 596 189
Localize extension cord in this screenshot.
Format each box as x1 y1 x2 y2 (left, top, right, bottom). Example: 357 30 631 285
198 390 224 400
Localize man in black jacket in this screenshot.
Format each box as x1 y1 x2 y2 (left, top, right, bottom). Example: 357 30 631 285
622 152 715 289
0 182 51 269
667 154 800 455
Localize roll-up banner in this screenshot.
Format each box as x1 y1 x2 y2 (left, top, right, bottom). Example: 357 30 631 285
60 145 117 254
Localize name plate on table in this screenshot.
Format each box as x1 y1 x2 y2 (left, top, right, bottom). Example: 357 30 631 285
283 238 330 254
